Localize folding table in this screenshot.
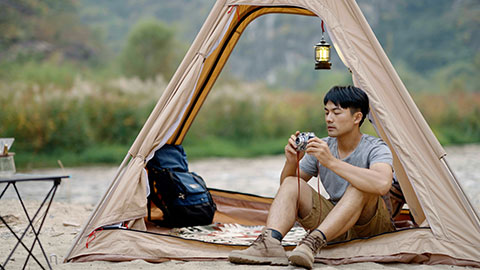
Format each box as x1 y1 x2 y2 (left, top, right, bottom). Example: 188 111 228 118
0 173 69 270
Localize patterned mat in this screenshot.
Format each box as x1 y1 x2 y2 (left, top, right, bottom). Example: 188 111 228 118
169 223 307 246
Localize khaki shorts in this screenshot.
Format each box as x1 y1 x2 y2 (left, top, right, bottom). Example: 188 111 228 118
297 186 394 242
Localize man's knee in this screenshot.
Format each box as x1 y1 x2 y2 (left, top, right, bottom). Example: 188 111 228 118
280 176 307 191
343 185 380 224
282 176 300 184
280 176 314 194
344 184 376 205
277 176 301 199
277 176 313 210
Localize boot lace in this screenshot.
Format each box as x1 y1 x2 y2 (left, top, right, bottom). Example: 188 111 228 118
252 231 268 249
298 233 326 253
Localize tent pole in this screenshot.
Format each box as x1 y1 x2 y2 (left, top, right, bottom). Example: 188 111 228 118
63 152 132 262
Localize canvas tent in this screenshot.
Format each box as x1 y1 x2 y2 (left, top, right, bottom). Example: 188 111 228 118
65 0 480 266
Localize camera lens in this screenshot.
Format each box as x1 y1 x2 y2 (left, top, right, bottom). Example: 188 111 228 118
295 132 315 152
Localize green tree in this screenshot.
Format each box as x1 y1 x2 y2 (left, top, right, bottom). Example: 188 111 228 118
120 19 175 80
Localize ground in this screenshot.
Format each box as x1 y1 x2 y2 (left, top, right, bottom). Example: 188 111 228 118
1 144 479 269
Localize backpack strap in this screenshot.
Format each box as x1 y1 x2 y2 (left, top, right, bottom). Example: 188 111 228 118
146 167 171 226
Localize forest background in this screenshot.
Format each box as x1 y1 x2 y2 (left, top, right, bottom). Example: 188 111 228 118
0 0 479 169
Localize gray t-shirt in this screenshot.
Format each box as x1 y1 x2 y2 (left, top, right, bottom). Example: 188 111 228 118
299 134 393 204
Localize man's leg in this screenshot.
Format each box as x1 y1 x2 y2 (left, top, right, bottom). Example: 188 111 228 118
318 184 378 240
266 176 315 235
228 176 314 265
289 185 379 269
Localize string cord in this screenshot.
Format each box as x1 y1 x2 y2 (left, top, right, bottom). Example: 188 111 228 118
86 227 103 248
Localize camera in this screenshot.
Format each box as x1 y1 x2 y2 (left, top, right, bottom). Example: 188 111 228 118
295 132 315 151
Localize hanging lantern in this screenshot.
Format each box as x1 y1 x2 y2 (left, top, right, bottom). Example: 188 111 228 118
314 37 331 70
314 20 331 70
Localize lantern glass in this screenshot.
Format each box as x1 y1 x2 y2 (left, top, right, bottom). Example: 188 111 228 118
314 37 332 70
315 45 330 62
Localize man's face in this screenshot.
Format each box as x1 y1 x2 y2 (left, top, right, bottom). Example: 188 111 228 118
324 101 360 137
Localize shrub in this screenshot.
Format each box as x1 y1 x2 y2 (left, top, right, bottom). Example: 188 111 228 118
120 19 175 80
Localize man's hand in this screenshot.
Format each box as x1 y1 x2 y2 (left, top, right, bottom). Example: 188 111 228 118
285 131 304 164
281 131 313 185
305 137 335 167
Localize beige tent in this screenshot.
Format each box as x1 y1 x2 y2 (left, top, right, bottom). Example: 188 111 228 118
65 0 480 266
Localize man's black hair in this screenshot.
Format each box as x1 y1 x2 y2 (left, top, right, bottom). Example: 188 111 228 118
323 85 369 126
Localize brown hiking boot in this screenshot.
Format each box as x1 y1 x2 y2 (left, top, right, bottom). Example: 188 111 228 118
228 229 288 265
288 231 327 269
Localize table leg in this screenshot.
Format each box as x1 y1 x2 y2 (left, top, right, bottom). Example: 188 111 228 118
0 216 45 268
0 182 11 199
1 182 58 270
21 182 58 270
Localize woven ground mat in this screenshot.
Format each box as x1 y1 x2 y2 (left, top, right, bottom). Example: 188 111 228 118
169 223 307 246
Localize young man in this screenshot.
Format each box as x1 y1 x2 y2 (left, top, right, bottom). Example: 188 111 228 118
228 86 394 269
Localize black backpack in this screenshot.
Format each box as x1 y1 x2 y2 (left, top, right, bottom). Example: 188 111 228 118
146 144 216 228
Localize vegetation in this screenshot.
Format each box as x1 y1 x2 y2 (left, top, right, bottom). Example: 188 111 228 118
120 19 176 80
0 0 104 64
1 78 478 168
0 76 163 168
0 0 478 169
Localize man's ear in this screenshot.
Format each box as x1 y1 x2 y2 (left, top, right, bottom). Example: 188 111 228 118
353 111 363 125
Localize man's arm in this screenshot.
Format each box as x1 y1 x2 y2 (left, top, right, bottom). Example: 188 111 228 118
306 138 392 195
326 161 392 195
280 131 313 185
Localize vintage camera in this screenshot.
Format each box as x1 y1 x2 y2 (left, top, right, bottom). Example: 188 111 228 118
295 132 315 151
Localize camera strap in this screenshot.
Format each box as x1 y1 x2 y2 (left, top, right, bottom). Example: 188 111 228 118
296 152 301 213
